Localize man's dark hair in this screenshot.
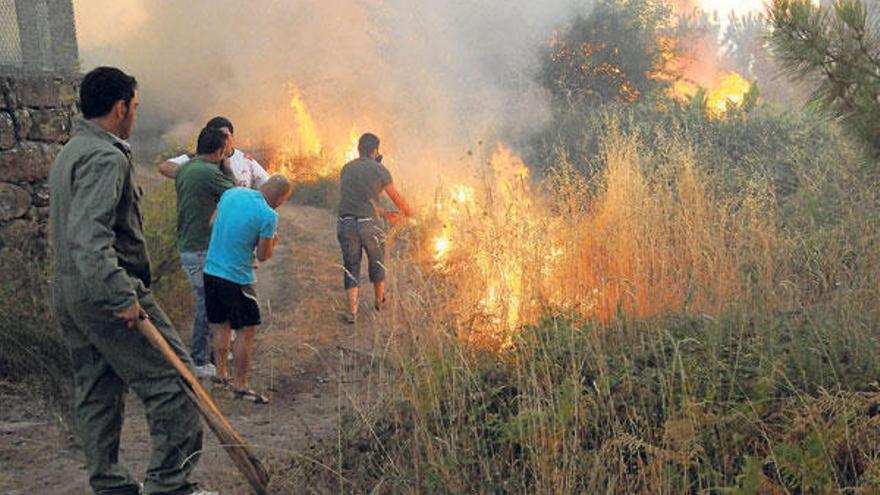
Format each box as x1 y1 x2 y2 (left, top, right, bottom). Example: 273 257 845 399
205 116 234 134
358 133 380 156
80 67 138 119
196 126 228 155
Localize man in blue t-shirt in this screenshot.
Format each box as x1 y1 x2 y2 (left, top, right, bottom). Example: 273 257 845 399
204 175 292 404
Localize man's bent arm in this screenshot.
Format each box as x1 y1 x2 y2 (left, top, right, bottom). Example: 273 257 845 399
158 160 178 179
385 184 414 218
255 236 277 262
158 154 190 179
67 150 138 312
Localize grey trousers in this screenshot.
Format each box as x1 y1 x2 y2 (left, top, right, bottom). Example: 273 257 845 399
53 279 203 495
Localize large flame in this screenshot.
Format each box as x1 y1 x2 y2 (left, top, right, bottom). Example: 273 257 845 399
670 71 752 118
287 86 322 156
427 144 548 344
268 85 371 179
704 72 751 118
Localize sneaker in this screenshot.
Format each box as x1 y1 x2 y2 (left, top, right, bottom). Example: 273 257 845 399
193 363 216 379
234 388 270 404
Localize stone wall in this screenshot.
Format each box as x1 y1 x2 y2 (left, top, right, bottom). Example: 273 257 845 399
0 76 78 256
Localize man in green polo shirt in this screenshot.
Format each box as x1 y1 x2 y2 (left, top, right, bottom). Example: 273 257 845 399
175 126 235 377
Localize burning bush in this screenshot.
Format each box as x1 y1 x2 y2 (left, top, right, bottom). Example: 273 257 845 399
252 84 363 182
409 127 787 349
286 117 880 493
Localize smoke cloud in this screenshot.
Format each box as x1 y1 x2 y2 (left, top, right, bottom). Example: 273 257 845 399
73 0 589 185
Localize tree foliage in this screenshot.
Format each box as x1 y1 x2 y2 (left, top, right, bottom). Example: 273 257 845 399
768 0 880 153
539 0 679 106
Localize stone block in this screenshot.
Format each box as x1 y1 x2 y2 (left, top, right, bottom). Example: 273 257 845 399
59 80 78 108
32 183 49 207
0 79 11 110
14 77 78 109
0 182 31 221
1 78 18 111
0 218 40 251
13 109 32 140
0 112 14 150
35 206 50 222
28 109 71 142
0 143 51 183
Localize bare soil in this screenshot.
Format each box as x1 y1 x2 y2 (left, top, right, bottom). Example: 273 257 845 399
0 204 396 494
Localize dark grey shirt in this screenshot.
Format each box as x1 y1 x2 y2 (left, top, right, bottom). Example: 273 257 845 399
337 157 392 218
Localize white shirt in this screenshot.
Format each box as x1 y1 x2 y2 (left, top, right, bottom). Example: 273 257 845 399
170 149 270 189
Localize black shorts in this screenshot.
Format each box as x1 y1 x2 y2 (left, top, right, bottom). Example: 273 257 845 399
204 273 261 330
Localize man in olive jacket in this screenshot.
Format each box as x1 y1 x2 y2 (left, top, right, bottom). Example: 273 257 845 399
49 67 207 495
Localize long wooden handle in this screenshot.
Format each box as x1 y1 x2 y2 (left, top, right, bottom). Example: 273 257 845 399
137 319 270 495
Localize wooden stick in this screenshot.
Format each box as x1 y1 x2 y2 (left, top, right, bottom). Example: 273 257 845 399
137 319 270 495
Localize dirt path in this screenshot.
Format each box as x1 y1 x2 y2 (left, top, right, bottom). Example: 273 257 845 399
0 204 395 494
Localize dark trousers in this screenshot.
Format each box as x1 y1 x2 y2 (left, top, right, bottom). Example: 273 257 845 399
336 217 386 289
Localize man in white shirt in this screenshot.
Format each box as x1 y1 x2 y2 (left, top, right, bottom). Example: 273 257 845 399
158 116 270 189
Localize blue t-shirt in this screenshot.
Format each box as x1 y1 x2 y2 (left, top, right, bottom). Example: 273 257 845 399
205 188 278 285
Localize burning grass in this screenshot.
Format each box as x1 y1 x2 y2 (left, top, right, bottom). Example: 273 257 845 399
281 118 880 493
412 129 787 350
263 84 362 181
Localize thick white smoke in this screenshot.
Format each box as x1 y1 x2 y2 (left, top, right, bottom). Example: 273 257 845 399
73 0 590 185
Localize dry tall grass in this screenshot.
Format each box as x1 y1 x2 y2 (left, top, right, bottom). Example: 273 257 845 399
418 129 790 348
287 122 880 493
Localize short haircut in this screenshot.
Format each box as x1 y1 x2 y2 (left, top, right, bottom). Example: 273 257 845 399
358 133 380 156
80 67 138 119
261 174 293 200
196 126 229 155
205 116 234 134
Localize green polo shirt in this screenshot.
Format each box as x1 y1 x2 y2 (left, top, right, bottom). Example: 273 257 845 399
175 158 234 252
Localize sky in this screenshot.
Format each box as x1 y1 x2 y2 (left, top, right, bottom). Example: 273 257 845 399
706 0 766 18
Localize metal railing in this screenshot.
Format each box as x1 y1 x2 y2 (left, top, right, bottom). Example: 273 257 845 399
0 0 78 76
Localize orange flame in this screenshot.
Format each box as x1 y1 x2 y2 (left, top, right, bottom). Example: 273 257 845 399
287 86 321 156
268 86 374 179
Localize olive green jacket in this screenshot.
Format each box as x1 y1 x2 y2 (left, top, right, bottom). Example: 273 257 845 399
49 118 151 313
